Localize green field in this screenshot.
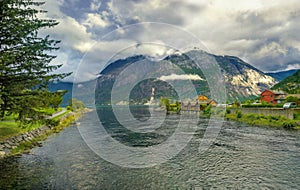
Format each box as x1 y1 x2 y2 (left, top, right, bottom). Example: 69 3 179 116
0 108 64 141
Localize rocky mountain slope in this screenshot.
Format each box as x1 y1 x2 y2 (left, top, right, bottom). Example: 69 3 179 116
95 50 276 104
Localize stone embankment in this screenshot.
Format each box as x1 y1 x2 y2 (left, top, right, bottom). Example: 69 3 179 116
0 111 76 158
0 125 55 157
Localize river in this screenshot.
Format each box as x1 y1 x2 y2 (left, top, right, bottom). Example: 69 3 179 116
1 108 300 189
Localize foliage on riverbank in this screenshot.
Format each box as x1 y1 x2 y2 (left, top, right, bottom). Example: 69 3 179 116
226 112 300 129
10 110 84 155
1 99 88 157
0 108 63 141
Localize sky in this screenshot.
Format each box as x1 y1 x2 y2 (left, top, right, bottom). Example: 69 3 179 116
40 0 300 82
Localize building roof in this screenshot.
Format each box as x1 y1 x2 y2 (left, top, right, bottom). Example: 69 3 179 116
197 95 209 101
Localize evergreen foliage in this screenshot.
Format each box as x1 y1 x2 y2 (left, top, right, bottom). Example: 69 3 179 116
0 0 70 123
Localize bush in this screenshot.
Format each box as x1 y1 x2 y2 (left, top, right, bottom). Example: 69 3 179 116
236 110 242 118
45 119 60 126
203 105 212 115
226 107 231 114
268 115 280 121
283 121 296 129
66 106 72 111
294 114 300 120
246 114 256 120
69 99 85 111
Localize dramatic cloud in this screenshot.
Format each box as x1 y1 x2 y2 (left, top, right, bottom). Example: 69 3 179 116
41 0 300 82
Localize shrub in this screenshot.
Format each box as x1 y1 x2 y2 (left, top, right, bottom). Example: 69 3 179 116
236 110 242 118
283 121 296 129
45 119 60 126
226 107 231 114
69 99 85 111
294 114 300 120
203 104 212 115
246 114 256 120
66 106 73 111
268 115 280 121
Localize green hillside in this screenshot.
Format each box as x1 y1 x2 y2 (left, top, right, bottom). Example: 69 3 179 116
272 70 300 93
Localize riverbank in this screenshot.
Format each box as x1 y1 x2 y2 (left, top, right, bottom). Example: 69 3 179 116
0 108 91 158
225 108 300 129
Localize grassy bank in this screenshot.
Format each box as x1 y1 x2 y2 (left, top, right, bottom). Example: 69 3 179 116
226 111 300 129
10 110 85 155
0 108 63 141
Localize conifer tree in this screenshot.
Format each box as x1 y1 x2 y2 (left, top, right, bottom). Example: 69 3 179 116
0 0 70 120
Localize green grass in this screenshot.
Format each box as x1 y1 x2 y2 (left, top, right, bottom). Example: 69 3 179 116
10 111 83 155
0 120 44 141
0 108 65 141
33 107 62 115
0 122 20 140
226 113 300 129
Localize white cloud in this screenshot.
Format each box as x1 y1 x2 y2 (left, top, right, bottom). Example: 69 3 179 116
49 16 94 53
159 74 204 81
284 63 300 71
83 13 109 28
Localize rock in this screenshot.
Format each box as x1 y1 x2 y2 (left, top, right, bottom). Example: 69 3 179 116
0 151 6 158
16 136 23 143
4 144 12 149
7 140 14 146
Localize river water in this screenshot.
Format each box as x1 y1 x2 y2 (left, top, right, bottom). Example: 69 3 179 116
1 108 300 189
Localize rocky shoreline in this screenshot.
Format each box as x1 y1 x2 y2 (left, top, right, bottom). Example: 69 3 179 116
0 125 55 158
0 111 85 158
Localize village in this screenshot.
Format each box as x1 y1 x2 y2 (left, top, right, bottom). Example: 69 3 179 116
163 89 300 112
160 89 300 125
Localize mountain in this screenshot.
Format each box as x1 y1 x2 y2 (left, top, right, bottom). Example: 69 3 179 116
49 82 73 106
49 80 97 107
266 69 299 81
271 70 300 94
95 50 276 104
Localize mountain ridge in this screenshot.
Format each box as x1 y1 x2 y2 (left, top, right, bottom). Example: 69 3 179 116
271 70 300 94
266 69 299 81
95 50 276 104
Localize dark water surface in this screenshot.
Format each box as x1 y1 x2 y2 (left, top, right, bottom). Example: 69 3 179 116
1 109 300 189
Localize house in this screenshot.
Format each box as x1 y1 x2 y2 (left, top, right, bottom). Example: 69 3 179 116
196 95 218 110
260 90 286 104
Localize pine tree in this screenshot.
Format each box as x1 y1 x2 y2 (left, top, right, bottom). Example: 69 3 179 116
0 0 70 119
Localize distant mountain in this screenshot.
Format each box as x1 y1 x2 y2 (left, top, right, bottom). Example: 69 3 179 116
272 70 300 94
266 69 299 81
95 50 276 104
49 80 96 107
49 82 73 106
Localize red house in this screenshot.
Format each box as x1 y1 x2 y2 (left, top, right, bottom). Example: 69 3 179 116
260 90 286 104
